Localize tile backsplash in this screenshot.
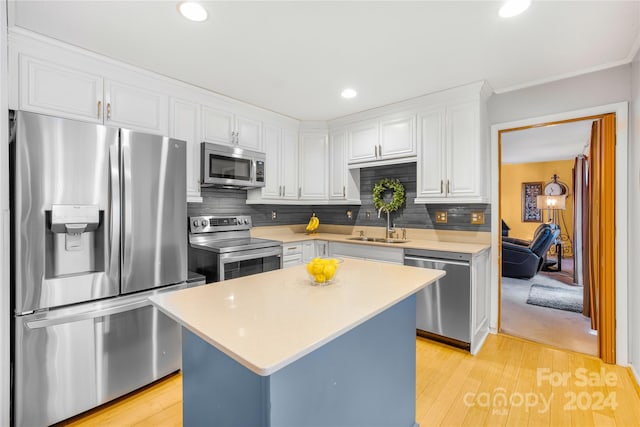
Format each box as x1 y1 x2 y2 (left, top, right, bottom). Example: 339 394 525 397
188 163 490 232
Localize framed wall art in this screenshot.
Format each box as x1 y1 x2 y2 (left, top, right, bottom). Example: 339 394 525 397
521 182 543 222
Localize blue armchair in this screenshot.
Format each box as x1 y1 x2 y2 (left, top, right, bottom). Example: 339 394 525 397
502 223 560 279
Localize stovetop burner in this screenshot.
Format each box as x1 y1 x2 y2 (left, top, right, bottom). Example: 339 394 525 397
188 215 282 254
190 236 282 254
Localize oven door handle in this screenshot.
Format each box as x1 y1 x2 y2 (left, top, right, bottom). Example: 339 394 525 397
219 247 283 263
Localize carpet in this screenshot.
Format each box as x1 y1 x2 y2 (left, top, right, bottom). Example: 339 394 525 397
526 284 583 313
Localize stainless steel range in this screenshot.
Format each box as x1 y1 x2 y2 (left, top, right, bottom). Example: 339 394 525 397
188 215 283 282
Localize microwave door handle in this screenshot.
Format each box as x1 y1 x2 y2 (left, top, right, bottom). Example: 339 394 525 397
250 160 255 184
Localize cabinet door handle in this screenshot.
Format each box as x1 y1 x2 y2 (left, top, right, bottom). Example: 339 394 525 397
282 185 285 197
107 102 111 120
343 185 346 197
374 145 378 158
447 180 450 194
279 185 282 197
298 187 301 198
440 180 443 194
378 144 382 157
97 100 102 119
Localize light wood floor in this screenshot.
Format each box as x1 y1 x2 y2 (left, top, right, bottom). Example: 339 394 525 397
61 334 640 427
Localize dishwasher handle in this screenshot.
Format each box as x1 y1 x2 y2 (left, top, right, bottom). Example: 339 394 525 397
404 255 470 267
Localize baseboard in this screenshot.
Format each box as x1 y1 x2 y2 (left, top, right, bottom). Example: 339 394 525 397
630 364 640 390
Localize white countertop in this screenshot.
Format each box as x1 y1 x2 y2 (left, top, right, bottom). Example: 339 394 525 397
251 226 490 255
150 258 445 376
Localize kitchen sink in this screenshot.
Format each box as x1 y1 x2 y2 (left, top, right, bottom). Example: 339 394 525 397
346 237 409 244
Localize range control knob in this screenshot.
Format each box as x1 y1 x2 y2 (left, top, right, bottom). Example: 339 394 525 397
201 219 208 227
192 219 199 227
243 218 249 225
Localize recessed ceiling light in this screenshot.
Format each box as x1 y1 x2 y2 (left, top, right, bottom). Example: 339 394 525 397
498 0 531 18
178 2 208 22
341 88 357 99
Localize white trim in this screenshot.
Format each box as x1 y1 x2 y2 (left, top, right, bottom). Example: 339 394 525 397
490 102 629 366
493 60 631 95
1 0 10 424
631 364 640 388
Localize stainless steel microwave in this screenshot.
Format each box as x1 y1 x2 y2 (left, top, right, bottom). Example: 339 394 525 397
201 142 265 189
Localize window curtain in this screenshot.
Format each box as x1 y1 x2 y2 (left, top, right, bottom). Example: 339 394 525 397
586 121 599 330
573 155 590 318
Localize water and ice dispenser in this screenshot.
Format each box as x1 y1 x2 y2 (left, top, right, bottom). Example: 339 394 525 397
46 205 103 277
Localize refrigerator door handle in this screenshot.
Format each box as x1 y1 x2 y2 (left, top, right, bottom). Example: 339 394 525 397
109 143 120 284
121 139 133 279
25 299 151 329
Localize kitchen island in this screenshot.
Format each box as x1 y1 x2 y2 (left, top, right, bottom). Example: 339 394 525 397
150 258 445 427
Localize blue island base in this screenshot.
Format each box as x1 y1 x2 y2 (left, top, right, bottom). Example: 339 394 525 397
182 295 418 427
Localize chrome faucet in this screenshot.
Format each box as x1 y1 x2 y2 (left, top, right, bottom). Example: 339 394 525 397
377 206 395 240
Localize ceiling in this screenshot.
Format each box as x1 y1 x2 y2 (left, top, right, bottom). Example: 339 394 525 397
9 1 640 121
501 119 594 164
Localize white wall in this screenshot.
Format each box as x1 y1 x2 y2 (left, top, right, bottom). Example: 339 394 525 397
489 65 631 124
1 0 10 424
629 53 640 382
489 67 633 367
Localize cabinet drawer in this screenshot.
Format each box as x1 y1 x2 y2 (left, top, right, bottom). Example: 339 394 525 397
283 253 303 268
329 242 403 264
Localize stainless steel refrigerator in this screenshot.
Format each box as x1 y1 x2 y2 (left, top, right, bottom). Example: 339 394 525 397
11 111 188 426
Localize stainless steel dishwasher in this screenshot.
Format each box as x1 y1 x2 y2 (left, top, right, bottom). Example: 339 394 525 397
404 249 472 350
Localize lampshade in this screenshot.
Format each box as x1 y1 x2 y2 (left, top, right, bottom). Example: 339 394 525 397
536 195 566 210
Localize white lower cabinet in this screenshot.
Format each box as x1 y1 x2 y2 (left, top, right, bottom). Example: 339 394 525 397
328 242 403 264
282 242 304 268
470 249 490 355
282 240 330 268
315 240 328 258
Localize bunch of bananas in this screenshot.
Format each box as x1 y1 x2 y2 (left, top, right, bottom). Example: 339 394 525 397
305 213 319 233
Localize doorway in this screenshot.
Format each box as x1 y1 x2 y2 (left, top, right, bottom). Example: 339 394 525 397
492 105 626 365
499 119 597 356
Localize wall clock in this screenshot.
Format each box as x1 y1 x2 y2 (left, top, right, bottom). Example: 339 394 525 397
544 174 569 196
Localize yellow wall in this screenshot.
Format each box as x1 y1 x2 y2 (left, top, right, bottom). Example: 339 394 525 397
501 160 574 255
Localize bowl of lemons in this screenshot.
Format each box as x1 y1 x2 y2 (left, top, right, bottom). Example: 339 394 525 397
306 257 343 285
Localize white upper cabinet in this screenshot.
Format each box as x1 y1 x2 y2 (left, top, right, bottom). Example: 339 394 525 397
379 115 416 159
446 102 480 198
104 79 168 134
170 98 201 202
299 132 328 200
415 91 490 204
346 113 416 166
261 124 283 199
16 54 169 134
251 124 299 201
201 106 234 144
416 108 447 200
18 54 103 123
202 105 262 150
235 115 262 151
281 129 299 199
347 120 379 163
329 130 348 199
329 129 360 202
